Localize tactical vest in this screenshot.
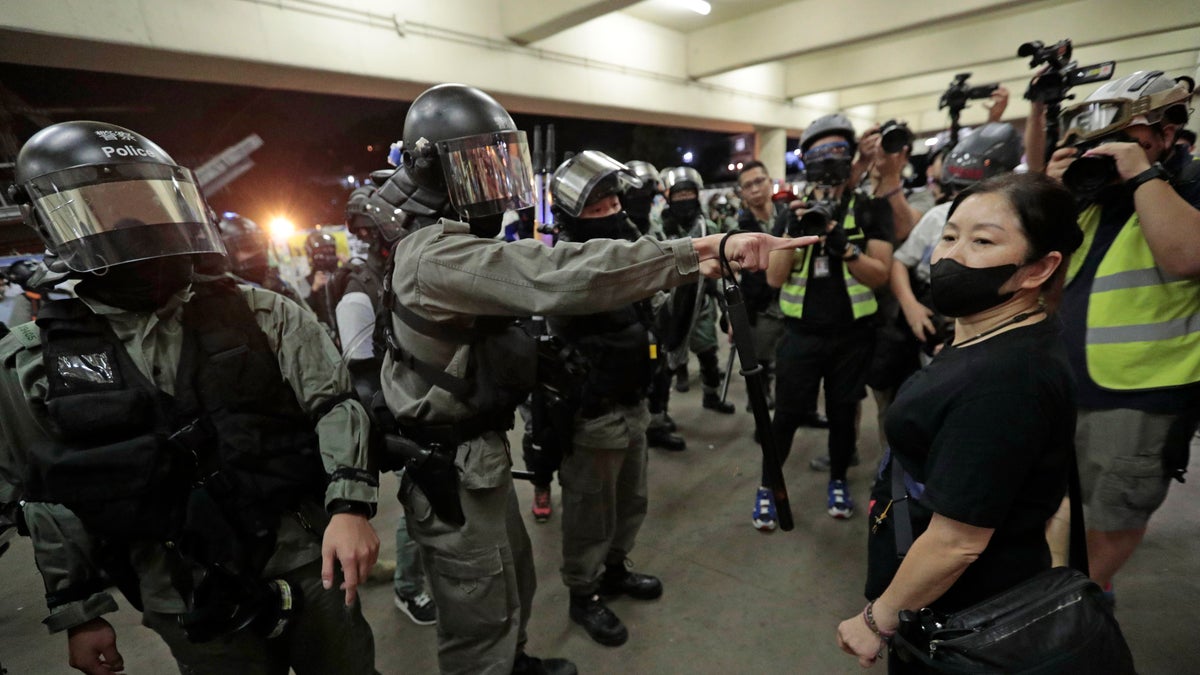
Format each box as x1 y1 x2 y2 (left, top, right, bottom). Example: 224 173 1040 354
779 195 878 320
24 280 327 552
550 304 655 415
1067 203 1200 390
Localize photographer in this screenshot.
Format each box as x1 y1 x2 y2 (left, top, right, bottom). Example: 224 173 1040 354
753 114 895 530
1029 70 1200 602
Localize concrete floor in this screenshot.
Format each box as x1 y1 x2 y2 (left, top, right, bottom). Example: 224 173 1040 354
2 356 1198 674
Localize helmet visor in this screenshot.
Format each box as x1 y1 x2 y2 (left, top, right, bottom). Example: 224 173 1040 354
1059 99 1133 144
436 130 536 219
553 152 643 218
25 163 224 272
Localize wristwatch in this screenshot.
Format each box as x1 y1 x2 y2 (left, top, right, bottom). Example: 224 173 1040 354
843 244 862 262
1126 162 1170 193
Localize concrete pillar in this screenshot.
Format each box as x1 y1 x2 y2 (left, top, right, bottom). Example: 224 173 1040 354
755 126 787 180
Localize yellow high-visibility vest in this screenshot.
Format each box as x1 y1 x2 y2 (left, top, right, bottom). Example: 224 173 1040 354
779 196 877 321
1067 204 1200 390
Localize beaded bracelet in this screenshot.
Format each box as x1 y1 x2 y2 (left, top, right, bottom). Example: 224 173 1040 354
863 601 896 641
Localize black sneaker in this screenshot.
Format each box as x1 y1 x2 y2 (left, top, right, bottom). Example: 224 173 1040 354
674 373 690 393
663 412 678 432
569 594 628 646
394 590 437 625
512 652 578 675
599 563 663 600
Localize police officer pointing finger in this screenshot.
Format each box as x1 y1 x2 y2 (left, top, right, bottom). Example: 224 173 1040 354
376 84 811 675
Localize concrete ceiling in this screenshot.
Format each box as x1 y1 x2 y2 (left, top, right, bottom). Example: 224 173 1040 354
2 0 1199 140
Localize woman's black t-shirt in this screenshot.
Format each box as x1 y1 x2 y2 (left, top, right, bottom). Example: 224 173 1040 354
865 317 1076 612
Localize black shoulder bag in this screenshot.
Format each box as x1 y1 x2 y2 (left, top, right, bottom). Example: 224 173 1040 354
887 451 1135 674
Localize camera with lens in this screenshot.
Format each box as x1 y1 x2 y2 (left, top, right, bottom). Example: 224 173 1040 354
179 565 303 643
879 120 915 154
1060 135 1128 197
1018 39 1115 106
938 73 999 115
788 198 839 238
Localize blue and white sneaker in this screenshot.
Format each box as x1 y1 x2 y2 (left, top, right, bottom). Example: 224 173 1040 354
753 486 778 532
827 480 854 519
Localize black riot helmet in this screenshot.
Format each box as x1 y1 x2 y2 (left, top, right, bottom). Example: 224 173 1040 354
305 231 340 274
941 122 1023 193
5 259 39 290
11 121 225 273
213 212 271 282
550 151 643 218
400 84 536 222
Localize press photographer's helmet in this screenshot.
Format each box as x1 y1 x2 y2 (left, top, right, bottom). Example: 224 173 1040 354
400 84 536 220
550 151 643 218
801 114 857 186
623 161 661 197
11 121 224 272
941 122 1023 192
1060 70 1192 145
660 166 704 196
800 113 857 153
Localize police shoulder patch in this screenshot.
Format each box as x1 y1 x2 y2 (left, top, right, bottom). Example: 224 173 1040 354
0 322 39 365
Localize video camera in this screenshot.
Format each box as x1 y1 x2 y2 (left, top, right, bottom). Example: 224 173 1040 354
1018 38 1116 165
1018 39 1115 106
938 74 999 115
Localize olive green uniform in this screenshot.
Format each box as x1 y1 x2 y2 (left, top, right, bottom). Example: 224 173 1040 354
0 284 379 674
382 218 699 674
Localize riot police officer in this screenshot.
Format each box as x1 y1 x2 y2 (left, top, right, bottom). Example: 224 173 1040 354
619 161 686 452
376 83 809 675
548 151 665 646
0 121 380 675
340 183 438 626
660 167 736 414
211 211 306 305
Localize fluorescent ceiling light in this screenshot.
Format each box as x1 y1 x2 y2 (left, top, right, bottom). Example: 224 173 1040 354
667 0 711 16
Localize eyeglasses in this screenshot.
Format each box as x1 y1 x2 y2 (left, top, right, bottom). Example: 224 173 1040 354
738 175 770 191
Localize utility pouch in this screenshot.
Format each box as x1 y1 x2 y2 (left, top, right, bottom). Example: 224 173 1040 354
27 433 189 540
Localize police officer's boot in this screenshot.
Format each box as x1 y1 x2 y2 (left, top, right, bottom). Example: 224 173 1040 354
598 560 663 600
646 426 686 451
647 413 686 451
512 651 578 675
702 390 736 414
569 593 628 646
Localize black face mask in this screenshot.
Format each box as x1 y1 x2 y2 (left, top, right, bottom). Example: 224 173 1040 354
560 212 636 242
929 258 1019 318
804 158 852 186
467 213 504 239
621 194 653 223
666 198 701 227
77 257 194 312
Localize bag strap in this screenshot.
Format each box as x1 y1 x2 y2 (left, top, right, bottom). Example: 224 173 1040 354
890 451 914 559
1066 444 1089 577
891 445 1088 576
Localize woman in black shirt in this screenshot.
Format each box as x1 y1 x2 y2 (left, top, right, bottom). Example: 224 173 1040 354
836 172 1084 671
